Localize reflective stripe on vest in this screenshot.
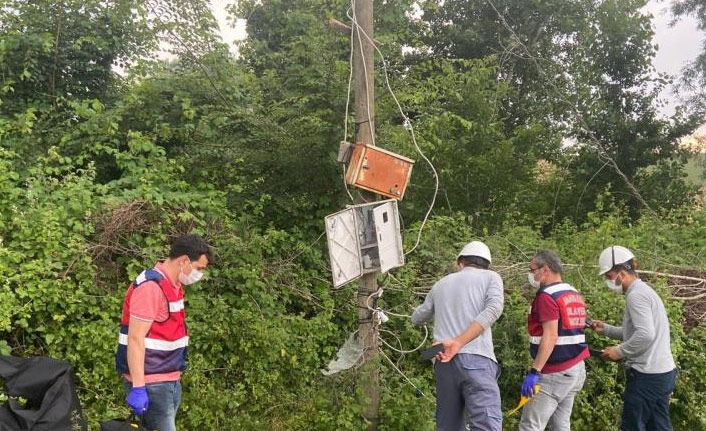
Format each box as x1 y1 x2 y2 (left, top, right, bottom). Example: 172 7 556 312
543 283 577 295
118 333 189 351
169 299 185 313
529 334 586 345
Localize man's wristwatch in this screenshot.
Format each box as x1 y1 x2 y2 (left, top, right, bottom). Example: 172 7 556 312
529 367 540 375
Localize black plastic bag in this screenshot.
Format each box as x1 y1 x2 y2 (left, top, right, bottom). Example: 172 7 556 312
0 355 86 431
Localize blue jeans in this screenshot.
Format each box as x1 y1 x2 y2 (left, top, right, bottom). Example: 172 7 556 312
622 368 677 431
434 354 502 431
124 380 182 431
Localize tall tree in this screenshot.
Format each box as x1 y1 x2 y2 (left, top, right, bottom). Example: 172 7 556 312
420 0 699 222
561 0 698 217
420 0 589 129
0 0 151 112
0 0 222 171
229 0 370 228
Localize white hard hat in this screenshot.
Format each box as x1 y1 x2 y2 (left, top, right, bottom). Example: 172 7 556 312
457 241 492 264
597 246 635 275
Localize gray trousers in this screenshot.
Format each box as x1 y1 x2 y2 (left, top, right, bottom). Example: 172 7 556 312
434 354 502 431
519 360 586 431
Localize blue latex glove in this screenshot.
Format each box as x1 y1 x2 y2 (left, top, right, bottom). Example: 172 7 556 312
521 371 540 398
126 386 149 415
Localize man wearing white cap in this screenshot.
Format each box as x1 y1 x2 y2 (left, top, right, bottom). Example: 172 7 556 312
589 245 677 431
412 241 504 431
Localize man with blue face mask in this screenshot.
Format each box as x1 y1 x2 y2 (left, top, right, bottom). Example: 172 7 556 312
115 234 212 431
589 245 677 431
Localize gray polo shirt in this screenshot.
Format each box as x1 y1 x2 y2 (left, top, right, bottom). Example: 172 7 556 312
603 278 676 374
411 267 504 362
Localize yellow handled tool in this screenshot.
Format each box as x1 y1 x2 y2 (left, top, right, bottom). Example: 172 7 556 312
506 384 540 416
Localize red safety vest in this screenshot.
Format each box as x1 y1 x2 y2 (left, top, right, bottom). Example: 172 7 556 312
528 282 587 365
115 268 188 375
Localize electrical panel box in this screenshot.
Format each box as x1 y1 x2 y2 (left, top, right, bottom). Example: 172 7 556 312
325 199 404 288
345 144 414 200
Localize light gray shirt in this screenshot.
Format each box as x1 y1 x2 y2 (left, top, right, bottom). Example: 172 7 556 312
411 267 504 362
603 278 676 374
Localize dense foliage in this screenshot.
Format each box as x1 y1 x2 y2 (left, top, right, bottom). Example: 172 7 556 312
0 0 704 430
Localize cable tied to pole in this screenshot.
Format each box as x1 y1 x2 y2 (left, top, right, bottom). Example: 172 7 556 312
345 5 440 256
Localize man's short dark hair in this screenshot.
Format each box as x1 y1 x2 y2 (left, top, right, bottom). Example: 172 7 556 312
457 255 490 269
533 249 563 274
169 234 212 262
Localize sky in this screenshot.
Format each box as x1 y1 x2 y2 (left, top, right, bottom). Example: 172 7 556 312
642 1 703 118
211 3 246 48
208 0 704 119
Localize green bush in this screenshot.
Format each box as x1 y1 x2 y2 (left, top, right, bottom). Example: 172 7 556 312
1 138 705 429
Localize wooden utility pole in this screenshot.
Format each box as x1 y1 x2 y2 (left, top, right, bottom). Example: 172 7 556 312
352 0 379 429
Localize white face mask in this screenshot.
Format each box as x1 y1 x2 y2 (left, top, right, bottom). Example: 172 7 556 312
528 272 541 289
604 276 622 293
179 260 204 285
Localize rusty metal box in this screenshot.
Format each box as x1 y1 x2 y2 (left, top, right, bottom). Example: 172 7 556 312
345 144 414 200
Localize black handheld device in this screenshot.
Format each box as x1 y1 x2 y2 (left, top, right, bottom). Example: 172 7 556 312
420 344 445 361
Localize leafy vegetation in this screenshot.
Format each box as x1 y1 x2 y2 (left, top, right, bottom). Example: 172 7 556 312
0 0 704 429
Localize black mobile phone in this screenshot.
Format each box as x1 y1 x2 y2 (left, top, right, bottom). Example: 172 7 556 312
585 317 594 328
420 344 445 361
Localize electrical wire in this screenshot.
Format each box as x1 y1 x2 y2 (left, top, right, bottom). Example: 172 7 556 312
379 325 429 354
364 287 384 311
361 284 427 354
373 48 439 256
378 348 429 399
342 13 354 145
342 165 355 203
345 6 440 256
364 287 413 318
380 308 413 318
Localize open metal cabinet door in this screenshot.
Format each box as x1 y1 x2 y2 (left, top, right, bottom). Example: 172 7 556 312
325 208 362 288
373 200 404 273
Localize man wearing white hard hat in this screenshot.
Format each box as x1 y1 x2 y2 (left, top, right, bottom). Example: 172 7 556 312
589 246 677 431
412 241 504 431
